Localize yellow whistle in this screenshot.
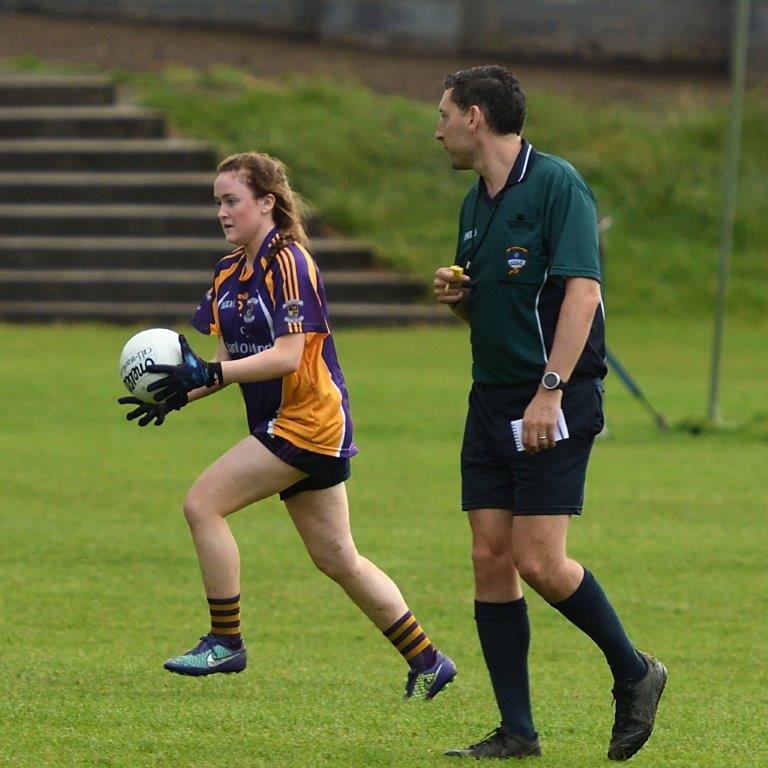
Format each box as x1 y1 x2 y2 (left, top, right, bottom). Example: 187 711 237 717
449 265 464 281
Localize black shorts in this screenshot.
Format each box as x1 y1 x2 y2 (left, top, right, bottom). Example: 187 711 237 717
461 377 604 515
253 432 351 501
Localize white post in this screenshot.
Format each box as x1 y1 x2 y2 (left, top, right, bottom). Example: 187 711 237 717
708 0 752 425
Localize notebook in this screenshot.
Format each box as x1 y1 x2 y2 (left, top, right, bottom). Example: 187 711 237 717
510 410 569 452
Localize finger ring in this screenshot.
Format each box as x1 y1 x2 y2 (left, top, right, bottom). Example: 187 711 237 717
538 435 548 440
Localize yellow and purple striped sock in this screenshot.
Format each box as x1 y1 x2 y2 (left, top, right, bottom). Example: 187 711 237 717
383 610 438 672
208 594 241 648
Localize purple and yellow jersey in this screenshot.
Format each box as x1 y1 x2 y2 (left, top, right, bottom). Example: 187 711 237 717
191 227 357 459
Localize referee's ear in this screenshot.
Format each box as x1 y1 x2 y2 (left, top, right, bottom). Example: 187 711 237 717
467 104 485 131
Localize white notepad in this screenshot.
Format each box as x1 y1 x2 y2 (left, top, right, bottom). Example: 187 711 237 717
510 410 569 452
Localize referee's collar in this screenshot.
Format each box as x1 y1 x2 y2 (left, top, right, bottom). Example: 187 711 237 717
478 139 536 203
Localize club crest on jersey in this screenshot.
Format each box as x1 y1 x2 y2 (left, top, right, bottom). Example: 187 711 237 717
242 296 258 323
283 298 304 322
505 246 528 275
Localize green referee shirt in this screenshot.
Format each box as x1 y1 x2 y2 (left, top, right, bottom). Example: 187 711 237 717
454 140 607 385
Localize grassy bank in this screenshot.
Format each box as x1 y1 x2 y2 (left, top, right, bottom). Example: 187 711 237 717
125 66 768 319
3 58 767 319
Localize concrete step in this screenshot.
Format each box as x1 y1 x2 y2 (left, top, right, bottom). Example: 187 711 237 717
0 172 214 204
0 139 217 171
0 205 341 239
0 204 221 237
0 236 377 270
0 299 450 328
0 73 437 327
0 75 114 106
0 106 165 139
0 268 426 304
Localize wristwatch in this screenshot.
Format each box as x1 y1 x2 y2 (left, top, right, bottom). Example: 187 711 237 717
541 371 567 391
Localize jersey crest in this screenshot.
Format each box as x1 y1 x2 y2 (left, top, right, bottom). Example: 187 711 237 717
283 298 304 322
505 246 528 275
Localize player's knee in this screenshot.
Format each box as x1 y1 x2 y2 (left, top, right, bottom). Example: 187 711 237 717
310 546 360 583
182 490 217 526
182 494 203 526
516 555 560 594
472 541 513 577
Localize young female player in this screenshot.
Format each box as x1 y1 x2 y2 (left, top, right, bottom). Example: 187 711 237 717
118 151 455 700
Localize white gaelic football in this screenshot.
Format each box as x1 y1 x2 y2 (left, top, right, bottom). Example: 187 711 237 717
119 328 182 403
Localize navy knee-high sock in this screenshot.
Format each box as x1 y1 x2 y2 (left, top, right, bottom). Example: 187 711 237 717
475 598 537 740
551 569 646 687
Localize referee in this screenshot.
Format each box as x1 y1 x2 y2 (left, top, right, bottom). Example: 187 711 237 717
433 66 666 761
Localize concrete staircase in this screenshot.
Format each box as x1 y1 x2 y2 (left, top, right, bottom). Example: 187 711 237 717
0 74 444 327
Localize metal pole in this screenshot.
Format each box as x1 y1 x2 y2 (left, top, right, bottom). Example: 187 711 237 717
708 0 751 424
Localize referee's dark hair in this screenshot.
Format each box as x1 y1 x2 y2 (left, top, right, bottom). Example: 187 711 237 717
444 66 526 135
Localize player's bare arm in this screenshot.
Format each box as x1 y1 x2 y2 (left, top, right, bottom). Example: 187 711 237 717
220 332 306 384
186 334 304 403
522 277 602 453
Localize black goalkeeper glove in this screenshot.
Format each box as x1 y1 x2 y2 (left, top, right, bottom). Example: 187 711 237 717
118 391 189 427
145 334 223 402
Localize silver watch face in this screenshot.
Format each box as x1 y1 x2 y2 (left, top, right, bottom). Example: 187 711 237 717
543 372 560 389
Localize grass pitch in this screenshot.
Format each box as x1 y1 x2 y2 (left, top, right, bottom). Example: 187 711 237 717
1 319 766 767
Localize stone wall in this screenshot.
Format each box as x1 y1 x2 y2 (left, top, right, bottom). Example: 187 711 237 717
1 0 766 69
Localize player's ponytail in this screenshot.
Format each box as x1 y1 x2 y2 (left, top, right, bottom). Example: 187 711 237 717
216 152 309 248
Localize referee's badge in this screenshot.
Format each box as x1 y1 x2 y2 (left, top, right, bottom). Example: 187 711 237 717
505 246 528 275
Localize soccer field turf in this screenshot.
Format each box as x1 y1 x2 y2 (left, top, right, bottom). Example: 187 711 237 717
1 318 766 767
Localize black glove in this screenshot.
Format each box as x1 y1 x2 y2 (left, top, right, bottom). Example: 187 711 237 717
118 391 189 427
146 334 223 402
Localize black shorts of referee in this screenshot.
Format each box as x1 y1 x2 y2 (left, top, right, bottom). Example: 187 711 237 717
461 377 604 514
